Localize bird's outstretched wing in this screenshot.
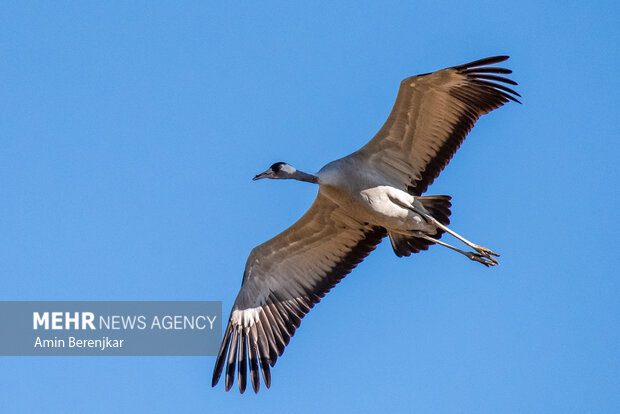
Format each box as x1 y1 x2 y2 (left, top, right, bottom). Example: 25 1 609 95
353 55 520 195
212 191 386 393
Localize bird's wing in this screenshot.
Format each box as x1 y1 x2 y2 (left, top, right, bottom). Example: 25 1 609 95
212 191 386 393
353 55 520 195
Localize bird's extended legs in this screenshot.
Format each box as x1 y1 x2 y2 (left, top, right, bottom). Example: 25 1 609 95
413 232 497 267
402 199 500 266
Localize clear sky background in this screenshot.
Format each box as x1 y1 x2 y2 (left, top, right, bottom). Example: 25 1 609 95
1 1 619 413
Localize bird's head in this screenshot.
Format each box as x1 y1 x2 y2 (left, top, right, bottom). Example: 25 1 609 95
253 162 297 181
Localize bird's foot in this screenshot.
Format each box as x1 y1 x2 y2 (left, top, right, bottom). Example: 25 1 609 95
466 251 498 267
473 244 499 257
471 244 500 265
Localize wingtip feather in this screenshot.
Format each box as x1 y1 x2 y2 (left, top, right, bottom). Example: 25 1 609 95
238 331 248 394
211 325 232 388
224 330 239 392
455 55 510 70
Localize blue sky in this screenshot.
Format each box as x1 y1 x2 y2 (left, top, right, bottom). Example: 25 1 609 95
1 1 619 412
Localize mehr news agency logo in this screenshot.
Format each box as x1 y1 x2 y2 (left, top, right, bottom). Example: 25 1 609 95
32 311 217 351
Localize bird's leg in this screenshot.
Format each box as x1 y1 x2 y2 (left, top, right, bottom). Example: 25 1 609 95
402 199 499 264
413 232 497 267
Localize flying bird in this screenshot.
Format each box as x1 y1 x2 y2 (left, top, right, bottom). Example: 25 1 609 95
212 55 519 393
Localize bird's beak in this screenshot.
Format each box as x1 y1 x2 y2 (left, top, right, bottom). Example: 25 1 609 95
253 169 272 181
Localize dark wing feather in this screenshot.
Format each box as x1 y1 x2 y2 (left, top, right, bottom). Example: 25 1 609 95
212 192 386 393
354 55 519 196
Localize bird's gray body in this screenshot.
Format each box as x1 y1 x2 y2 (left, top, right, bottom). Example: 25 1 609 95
317 155 434 233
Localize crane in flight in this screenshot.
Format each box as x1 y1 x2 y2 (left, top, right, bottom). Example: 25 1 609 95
212 55 519 393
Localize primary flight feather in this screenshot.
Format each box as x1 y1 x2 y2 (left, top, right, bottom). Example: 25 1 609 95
212 55 519 393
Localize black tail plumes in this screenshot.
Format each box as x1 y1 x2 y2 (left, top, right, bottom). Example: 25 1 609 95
388 195 452 257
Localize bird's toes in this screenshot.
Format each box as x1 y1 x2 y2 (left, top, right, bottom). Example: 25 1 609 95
467 252 498 267
473 244 500 258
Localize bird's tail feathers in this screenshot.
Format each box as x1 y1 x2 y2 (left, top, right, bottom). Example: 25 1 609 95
388 195 452 257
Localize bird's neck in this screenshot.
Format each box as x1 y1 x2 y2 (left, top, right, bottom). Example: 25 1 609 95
292 170 319 184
